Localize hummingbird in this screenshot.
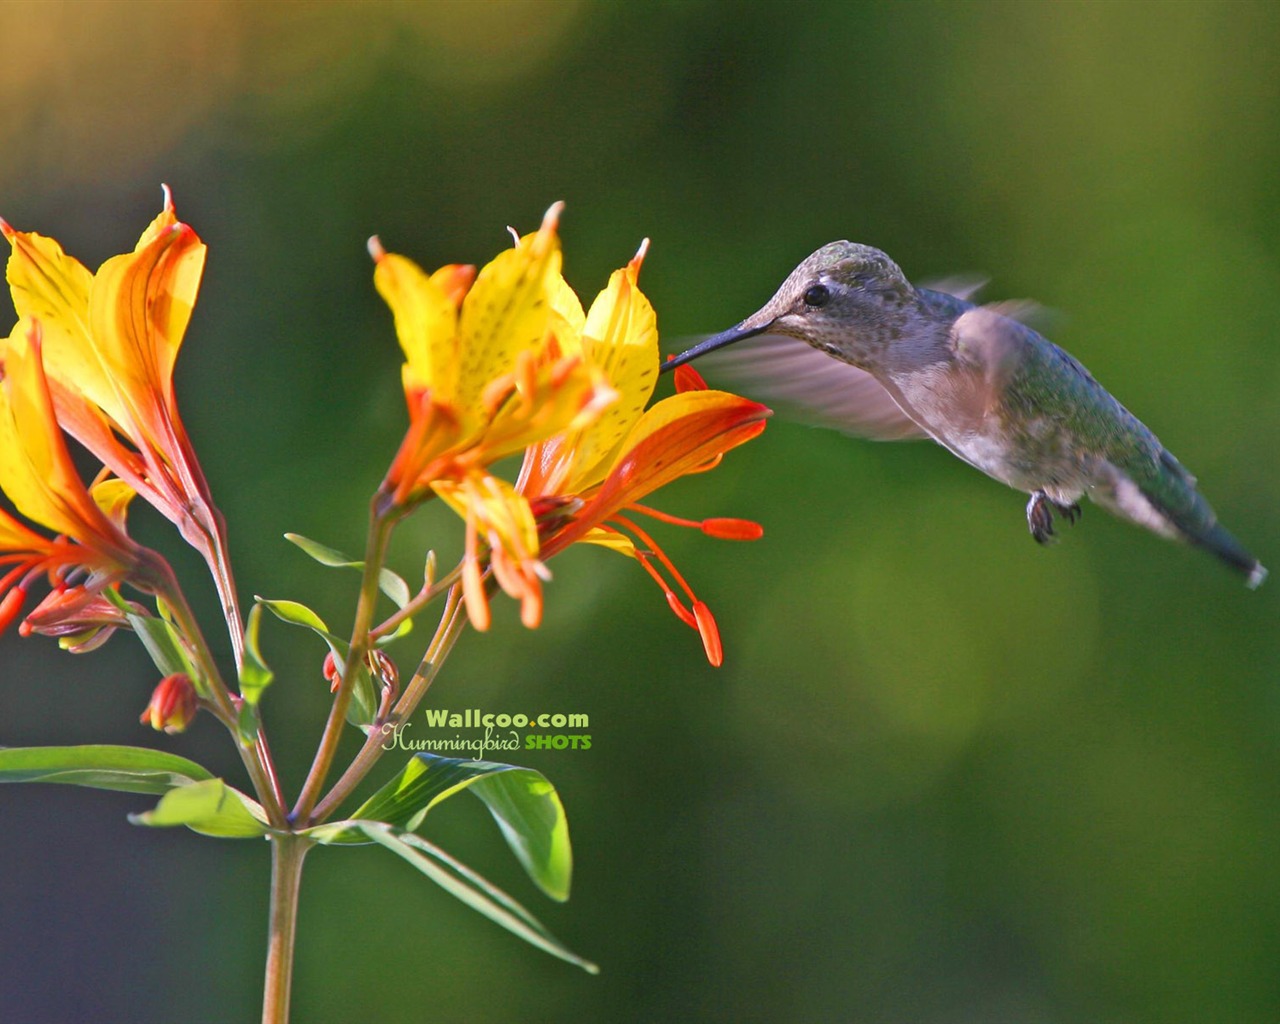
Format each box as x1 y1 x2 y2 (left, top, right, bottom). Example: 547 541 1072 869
660 241 1266 587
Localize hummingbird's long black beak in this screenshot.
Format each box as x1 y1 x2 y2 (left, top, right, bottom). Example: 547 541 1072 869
659 321 773 373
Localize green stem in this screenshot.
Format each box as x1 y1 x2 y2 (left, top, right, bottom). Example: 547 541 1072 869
292 498 400 823
310 584 467 822
139 550 287 827
261 834 312 1024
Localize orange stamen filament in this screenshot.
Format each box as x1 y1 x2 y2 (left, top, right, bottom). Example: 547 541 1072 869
610 515 698 607
628 504 763 540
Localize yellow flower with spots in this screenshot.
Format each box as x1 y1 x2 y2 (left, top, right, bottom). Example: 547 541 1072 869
372 202 615 510
383 222 770 661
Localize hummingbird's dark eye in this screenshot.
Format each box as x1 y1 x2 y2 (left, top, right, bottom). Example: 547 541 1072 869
802 283 831 308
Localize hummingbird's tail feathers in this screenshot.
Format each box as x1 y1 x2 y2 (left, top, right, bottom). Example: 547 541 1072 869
1186 520 1267 589
1092 463 1266 587
677 332 929 441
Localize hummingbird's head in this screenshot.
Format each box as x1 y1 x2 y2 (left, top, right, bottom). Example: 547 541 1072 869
662 241 920 374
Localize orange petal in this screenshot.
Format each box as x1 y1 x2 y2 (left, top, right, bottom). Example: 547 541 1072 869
571 390 769 536
88 213 205 439
0 326 130 559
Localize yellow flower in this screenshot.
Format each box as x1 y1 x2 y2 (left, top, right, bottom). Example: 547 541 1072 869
373 202 615 508
432 237 770 661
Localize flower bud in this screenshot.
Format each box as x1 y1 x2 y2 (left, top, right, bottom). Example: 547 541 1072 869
140 673 198 734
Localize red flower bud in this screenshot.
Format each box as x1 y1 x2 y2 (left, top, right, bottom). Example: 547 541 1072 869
140 673 198 734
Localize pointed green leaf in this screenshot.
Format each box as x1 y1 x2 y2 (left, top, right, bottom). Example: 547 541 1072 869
254 597 376 727
321 753 571 901
130 778 270 838
284 532 412 609
355 821 596 973
240 603 274 703
103 589 203 696
237 604 274 744
0 745 213 795
257 597 332 636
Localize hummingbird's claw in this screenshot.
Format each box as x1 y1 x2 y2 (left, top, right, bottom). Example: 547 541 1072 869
1026 492 1082 544
1027 491 1056 545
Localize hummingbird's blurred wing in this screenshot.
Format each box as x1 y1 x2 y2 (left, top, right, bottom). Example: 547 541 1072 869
690 333 929 441
919 274 989 301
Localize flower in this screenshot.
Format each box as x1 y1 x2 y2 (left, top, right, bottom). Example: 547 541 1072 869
19 584 140 653
0 188 246 659
0 321 143 637
372 202 615 509
530 364 769 666
140 673 198 734
435 236 770 663
1 187 211 539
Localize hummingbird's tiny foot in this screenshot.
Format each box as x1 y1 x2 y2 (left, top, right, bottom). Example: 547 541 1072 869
1056 500 1082 526
1026 491 1057 545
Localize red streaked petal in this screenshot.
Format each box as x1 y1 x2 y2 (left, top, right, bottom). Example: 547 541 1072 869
564 391 768 542
673 364 709 393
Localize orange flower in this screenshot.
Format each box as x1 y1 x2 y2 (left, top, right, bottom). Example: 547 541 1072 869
0 322 143 637
2 188 244 656
2 187 211 538
533 365 769 666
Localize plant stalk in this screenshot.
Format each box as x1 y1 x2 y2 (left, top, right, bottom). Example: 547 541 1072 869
311 583 467 821
292 499 399 823
261 834 312 1024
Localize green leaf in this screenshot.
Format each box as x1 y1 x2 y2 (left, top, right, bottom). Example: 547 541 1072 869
130 778 270 838
237 604 274 744
255 596 376 727
317 753 572 901
0 745 214 795
240 604 274 703
284 532 412 609
353 821 597 973
257 596 333 637
103 589 203 696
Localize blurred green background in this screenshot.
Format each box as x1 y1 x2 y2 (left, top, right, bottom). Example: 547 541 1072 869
3 1 1279 1021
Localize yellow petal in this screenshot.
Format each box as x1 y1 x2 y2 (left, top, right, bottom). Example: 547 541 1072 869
0 326 123 552
434 472 541 568
0 506 48 553
373 249 462 400
1 226 119 422
548 272 586 359
562 246 659 489
455 204 563 415
90 477 138 533
576 526 636 556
